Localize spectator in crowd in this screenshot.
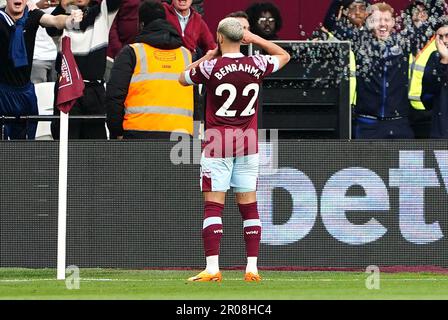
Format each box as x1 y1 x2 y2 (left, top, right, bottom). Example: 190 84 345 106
107 0 140 60
0 0 82 140
318 0 371 45
162 0 204 16
162 0 215 129
106 0 193 139
30 0 59 84
403 0 434 33
422 17 448 138
334 2 418 139
47 0 121 139
314 0 370 127
162 0 215 61
404 0 445 138
226 11 250 31
104 0 140 82
323 0 371 37
246 2 283 40
403 0 445 45
0 0 5 8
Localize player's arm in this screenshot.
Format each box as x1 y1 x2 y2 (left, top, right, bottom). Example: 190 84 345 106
242 30 290 69
179 47 219 86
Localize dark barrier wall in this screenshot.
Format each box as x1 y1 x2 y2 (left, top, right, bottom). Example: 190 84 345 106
1 140 448 269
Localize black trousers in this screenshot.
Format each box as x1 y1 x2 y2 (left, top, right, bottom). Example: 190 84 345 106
51 82 107 140
409 108 432 139
354 116 415 139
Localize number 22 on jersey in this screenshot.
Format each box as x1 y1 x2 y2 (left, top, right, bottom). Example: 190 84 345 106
215 83 260 117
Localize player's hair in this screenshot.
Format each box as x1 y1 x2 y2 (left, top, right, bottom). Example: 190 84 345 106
226 11 249 21
217 17 244 43
139 0 166 27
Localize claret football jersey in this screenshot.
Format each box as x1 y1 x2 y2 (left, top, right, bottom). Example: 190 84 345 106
186 52 279 158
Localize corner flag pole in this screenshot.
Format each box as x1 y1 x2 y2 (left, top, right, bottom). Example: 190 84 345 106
57 111 69 280
55 35 84 281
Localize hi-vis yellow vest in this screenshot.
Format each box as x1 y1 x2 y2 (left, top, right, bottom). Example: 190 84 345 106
327 32 357 106
409 37 437 110
124 43 194 135
349 50 357 106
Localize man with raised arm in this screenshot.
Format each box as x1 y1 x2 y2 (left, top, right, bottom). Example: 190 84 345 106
179 17 290 282
46 0 121 139
0 0 82 140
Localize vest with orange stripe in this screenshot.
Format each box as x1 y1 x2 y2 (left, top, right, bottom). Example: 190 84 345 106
124 43 194 135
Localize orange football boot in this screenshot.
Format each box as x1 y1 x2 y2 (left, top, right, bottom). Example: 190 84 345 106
244 272 262 282
187 270 222 282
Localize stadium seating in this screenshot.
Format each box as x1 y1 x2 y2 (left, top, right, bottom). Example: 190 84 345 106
34 82 55 140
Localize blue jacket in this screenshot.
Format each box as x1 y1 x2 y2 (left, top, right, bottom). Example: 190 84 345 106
422 51 448 138
352 32 412 118
333 28 413 119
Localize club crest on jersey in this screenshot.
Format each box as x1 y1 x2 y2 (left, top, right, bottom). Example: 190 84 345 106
214 63 262 80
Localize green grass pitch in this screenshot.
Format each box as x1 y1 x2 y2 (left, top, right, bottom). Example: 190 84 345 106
1 269 448 300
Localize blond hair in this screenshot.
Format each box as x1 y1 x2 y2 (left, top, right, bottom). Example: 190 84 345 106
217 17 244 43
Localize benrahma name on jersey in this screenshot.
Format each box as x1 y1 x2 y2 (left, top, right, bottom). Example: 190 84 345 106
214 62 264 80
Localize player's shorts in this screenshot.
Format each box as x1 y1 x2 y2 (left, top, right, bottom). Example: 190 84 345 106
200 153 259 193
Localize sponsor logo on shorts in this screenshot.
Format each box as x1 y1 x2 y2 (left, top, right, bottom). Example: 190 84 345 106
245 231 259 235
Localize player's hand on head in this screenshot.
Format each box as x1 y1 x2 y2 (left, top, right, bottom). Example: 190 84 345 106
242 29 257 45
241 36 250 45
206 47 220 59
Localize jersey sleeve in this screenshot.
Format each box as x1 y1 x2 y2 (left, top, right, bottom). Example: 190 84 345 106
30 9 45 31
252 54 280 78
185 58 217 85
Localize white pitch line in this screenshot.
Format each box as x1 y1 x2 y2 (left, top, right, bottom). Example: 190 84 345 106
1 278 448 283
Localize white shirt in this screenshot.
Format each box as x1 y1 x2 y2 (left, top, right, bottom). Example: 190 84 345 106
33 1 57 61
174 8 190 35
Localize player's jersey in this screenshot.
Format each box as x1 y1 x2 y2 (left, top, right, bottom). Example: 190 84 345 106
186 53 279 157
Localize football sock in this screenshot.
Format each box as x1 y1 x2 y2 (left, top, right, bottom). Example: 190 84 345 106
239 202 261 273
206 255 220 275
202 201 224 272
246 257 258 274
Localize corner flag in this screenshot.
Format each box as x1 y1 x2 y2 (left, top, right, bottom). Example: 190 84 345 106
57 36 84 280
56 36 84 114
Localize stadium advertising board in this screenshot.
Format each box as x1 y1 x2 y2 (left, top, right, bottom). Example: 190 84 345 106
1 140 447 268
